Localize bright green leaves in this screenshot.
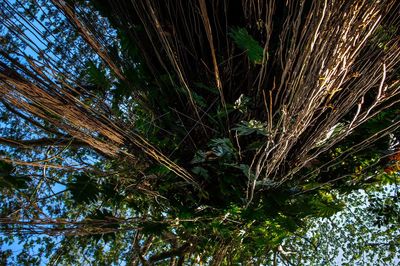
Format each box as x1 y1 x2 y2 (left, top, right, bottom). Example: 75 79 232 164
232 120 268 136
249 218 292 247
230 27 264 64
310 191 345 218
284 189 345 218
214 205 299 253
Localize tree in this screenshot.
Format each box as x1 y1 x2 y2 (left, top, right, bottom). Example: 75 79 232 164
0 0 400 264
283 186 400 265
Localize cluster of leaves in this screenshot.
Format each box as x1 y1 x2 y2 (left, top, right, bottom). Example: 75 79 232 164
1 0 400 265
230 28 265 64
284 186 400 265
0 161 31 190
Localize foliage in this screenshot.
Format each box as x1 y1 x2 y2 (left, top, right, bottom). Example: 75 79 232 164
229 28 264 64
284 187 400 265
0 0 400 265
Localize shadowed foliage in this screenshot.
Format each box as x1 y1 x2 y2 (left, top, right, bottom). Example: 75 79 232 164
0 0 400 264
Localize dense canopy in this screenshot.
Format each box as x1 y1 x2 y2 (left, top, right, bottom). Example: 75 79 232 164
0 0 400 265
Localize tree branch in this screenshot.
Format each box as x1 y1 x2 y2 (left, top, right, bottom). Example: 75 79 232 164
0 136 89 149
131 232 150 266
149 243 190 263
1 100 64 136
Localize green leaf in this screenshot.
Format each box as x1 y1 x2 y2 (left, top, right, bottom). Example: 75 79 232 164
208 138 236 159
68 173 100 205
191 150 207 164
230 28 264 64
192 166 209 179
85 61 110 89
234 94 251 113
232 120 268 136
310 196 345 218
235 164 253 179
191 91 207 108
